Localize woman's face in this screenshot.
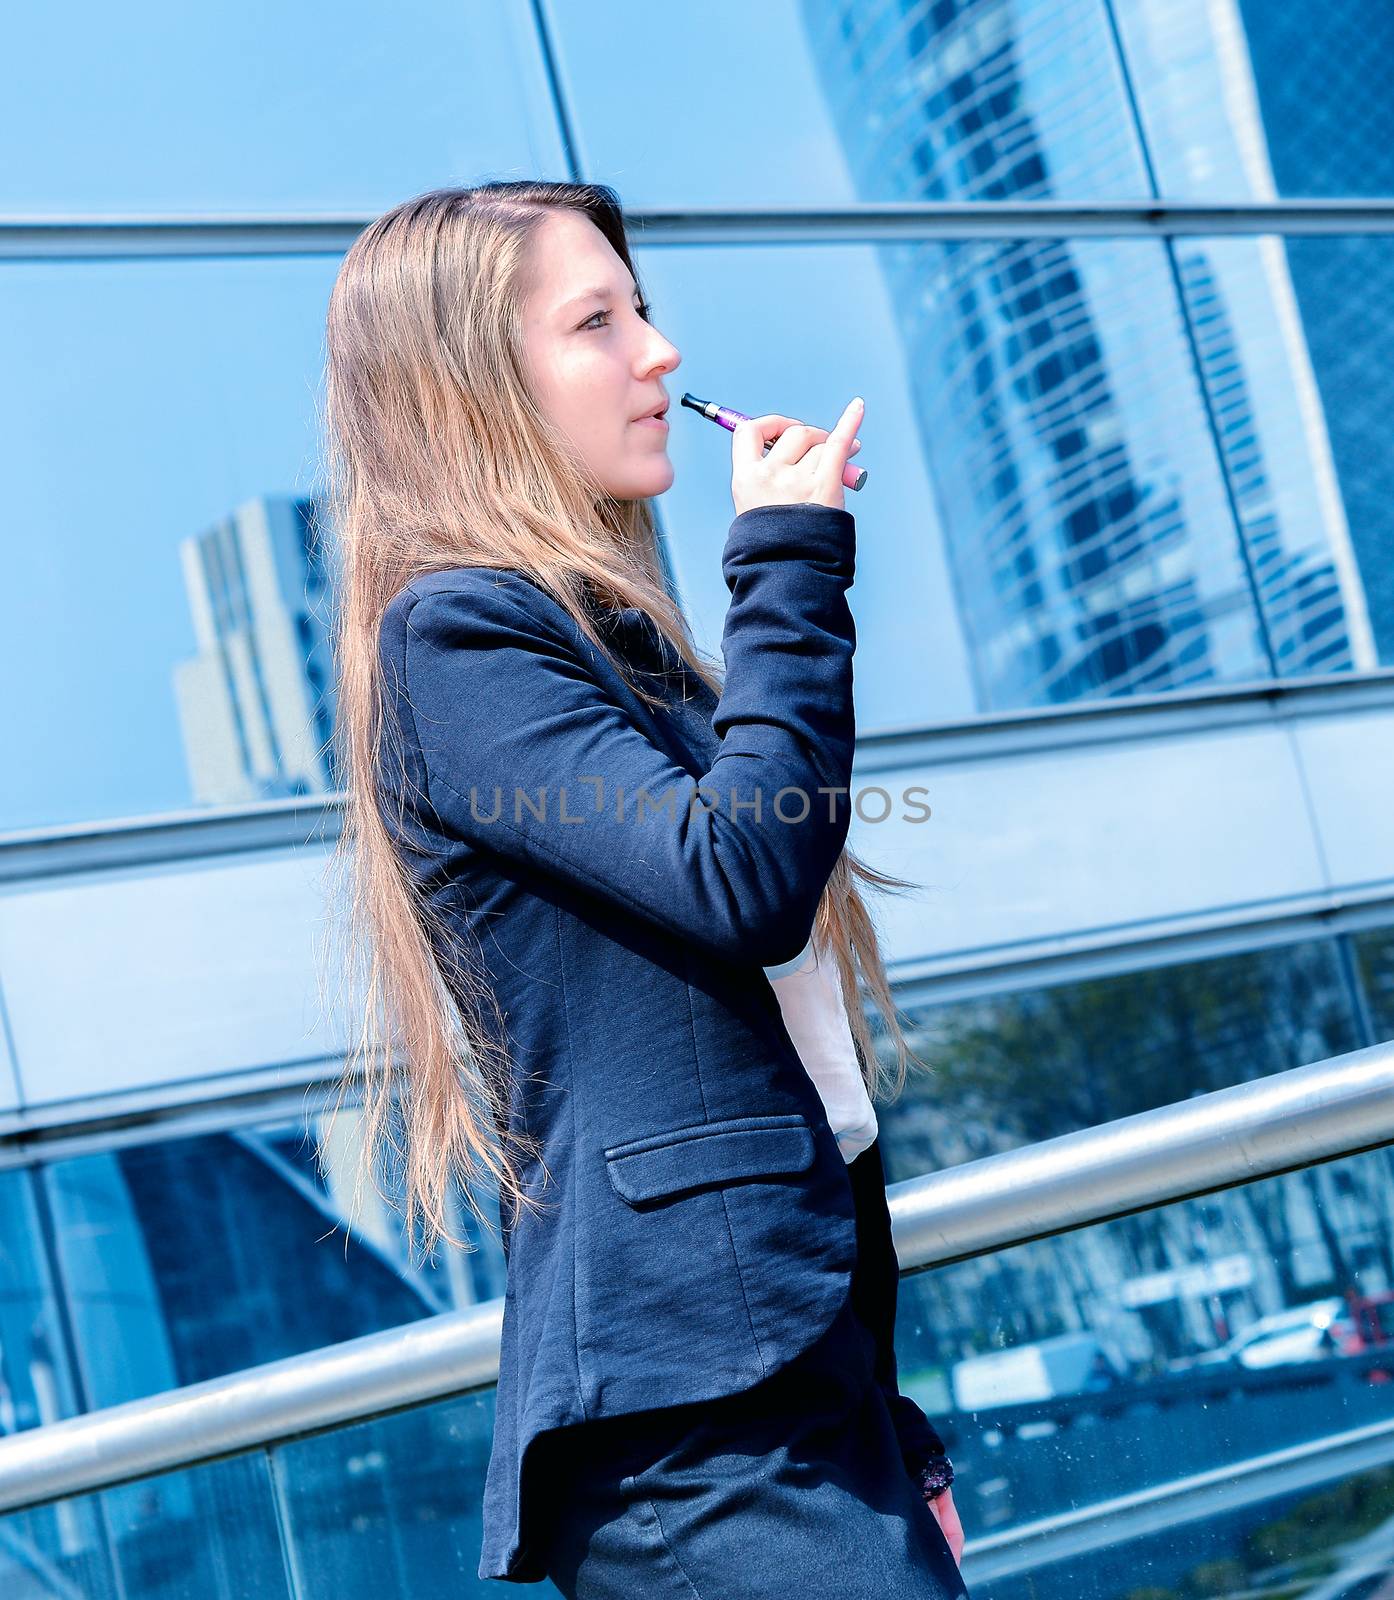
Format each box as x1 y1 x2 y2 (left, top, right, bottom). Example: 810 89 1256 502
521 209 682 501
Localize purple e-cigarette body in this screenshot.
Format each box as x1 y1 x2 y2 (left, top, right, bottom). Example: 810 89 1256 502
679 393 868 492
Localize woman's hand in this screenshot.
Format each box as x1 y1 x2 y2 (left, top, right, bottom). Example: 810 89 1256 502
925 1484 965 1569
731 396 865 515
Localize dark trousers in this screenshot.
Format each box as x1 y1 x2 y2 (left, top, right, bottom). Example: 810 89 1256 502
532 1295 970 1599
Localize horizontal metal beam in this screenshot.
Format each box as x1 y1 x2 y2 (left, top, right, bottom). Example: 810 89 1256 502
0 1057 348 1170
886 886 1394 1011
853 667 1394 774
0 1040 1387 1515
0 793 339 885
5 668 1392 884
0 215 367 260
4 200 1394 259
629 200 1394 242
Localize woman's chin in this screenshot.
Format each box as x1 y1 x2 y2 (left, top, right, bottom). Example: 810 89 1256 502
611 458 675 499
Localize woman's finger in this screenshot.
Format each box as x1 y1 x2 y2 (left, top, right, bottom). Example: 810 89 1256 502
730 413 801 471
828 396 863 460
808 396 863 492
926 1485 966 1568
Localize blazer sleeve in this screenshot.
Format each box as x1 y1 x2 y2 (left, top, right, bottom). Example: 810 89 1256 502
394 502 858 968
847 1136 952 1479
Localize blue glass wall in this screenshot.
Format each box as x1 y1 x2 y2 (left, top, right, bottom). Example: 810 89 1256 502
1 5 1392 1594
3 1 1393 827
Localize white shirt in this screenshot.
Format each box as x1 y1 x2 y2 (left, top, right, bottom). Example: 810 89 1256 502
763 934 879 1163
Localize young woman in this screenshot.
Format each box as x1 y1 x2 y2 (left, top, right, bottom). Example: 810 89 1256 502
322 180 967 1596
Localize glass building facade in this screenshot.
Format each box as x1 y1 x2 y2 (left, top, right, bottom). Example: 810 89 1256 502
1 2 1392 1596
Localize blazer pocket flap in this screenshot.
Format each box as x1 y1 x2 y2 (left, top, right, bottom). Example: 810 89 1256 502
604 1113 816 1206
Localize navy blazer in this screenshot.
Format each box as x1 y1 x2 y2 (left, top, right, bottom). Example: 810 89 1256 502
375 503 947 1581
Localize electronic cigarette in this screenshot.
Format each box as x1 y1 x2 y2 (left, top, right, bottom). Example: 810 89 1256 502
679 393 868 492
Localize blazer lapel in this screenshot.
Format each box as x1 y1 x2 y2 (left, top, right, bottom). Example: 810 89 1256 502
588 601 722 774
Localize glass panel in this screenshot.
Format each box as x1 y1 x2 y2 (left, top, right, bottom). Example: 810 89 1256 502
276 1389 509 1600
1116 0 1394 202
891 1144 1394 1599
1176 237 1394 672
0 3 561 212
40 1117 505 1410
553 0 1152 207
0 256 340 832
1353 926 1394 1043
0 1170 82 1435
21 1146 1385 1597
5 232 1283 835
874 935 1362 1175
0 1452 287 1599
642 235 1263 725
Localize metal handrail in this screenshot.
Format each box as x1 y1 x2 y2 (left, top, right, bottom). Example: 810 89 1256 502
0 1040 1389 1515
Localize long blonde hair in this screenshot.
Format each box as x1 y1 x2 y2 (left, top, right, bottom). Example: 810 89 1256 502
317 180 932 1262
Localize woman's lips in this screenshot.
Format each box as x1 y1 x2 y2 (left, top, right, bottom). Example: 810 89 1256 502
633 414 669 429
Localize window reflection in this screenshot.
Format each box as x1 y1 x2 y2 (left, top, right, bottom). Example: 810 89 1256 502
1117 0 1394 202
560 0 1394 217
876 935 1362 1176
6 229 1391 830
0 1452 286 1600
174 495 339 804
877 234 1264 705
3 3 557 213
9 1144 1389 1600
0 919 1387 1593
1354 925 1394 1040
889 1145 1394 1599
0 1171 78 1434
36 1119 505 1412
1178 238 1392 673
0 256 342 833
870 929 1394 1588
3 926 1375 1438
552 0 1149 208
278 1391 499 1600
643 236 1269 722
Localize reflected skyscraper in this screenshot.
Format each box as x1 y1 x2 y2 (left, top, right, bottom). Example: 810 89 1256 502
1115 0 1378 673
803 0 1370 708
173 494 338 805
1234 0 1394 663
1175 249 1352 674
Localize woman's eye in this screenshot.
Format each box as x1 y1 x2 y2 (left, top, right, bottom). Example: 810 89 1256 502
582 301 653 330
